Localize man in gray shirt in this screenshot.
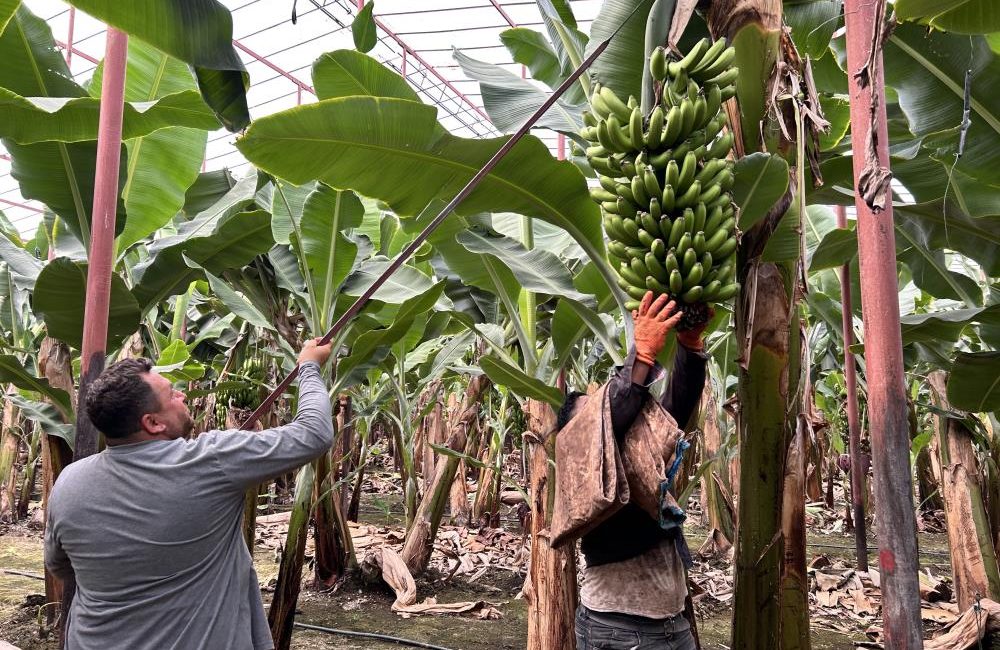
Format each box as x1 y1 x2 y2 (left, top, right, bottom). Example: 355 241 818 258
45 339 334 650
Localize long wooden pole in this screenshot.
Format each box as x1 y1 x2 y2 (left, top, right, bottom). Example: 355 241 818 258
836 205 868 572
238 3 643 431
842 2 922 645
61 28 128 647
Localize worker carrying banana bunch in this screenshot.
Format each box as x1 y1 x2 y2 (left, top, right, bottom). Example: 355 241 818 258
552 291 708 650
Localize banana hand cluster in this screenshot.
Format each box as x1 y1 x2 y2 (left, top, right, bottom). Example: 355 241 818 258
582 37 741 326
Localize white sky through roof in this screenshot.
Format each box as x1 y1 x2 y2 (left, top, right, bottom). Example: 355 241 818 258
0 0 602 239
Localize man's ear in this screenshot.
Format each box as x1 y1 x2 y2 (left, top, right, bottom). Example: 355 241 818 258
140 412 167 435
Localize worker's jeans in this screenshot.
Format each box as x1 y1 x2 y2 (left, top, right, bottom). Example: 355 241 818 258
575 605 696 650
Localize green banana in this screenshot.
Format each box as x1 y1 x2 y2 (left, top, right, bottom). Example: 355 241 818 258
596 120 615 151
664 251 679 273
695 46 736 81
606 115 633 152
601 200 619 215
679 98 696 137
630 256 651 282
676 232 692 257
617 197 638 218
651 238 666 259
583 110 598 128
661 185 675 212
646 106 665 149
599 175 619 193
714 236 737 259
631 175 650 207
646 276 672 295
645 252 669 283
693 231 707 254
668 217 686 248
629 107 644 152
650 46 667 81
683 262 704 289
591 90 611 119
669 269 683 294
678 151 697 189
642 166 662 201
637 228 656 248
619 216 640 243
682 247 698 274
691 38 727 74
675 180 702 209
695 159 726 185
705 67 739 88
699 182 723 205
720 84 737 100
600 86 632 122
662 106 682 147
682 285 703 302
701 280 722 301
665 160 680 189
704 206 725 233
619 262 645 287
715 282 739 301
640 212 661 237
649 196 661 220
625 283 649 300
677 38 710 72
590 188 617 203
693 203 707 232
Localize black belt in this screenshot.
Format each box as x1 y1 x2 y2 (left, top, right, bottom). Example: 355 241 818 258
581 605 687 634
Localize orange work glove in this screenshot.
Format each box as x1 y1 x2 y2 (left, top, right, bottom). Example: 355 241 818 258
633 291 682 366
676 307 714 352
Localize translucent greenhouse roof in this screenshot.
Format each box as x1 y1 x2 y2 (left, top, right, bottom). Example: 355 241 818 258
0 0 603 239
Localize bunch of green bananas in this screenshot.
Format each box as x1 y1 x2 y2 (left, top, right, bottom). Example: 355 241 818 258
217 354 267 420
580 37 741 327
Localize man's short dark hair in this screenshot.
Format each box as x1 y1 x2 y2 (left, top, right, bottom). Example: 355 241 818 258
84 358 159 439
556 391 587 431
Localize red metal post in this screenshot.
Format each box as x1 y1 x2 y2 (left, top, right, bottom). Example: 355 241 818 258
557 133 565 161
843 2 922 646
401 50 407 77
65 7 76 66
55 40 99 64
75 28 129 460
837 205 868 572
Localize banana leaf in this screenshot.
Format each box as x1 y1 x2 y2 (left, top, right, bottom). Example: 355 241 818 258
236 96 606 256
733 152 790 230
582 0 656 100
500 28 563 89
91 40 210 251
0 232 42 290
0 6 125 246
65 0 250 130
8 395 74 446
884 26 1000 216
131 209 274 312
0 354 72 419
0 0 18 33
479 355 563 407
32 257 141 351
455 229 589 301
895 0 1000 35
313 50 420 103
296 184 365 330
352 1 376 53
947 351 1000 413
453 48 585 134
182 255 275 333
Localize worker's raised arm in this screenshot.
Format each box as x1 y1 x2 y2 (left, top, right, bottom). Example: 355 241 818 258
199 339 335 490
608 293 682 441
660 315 710 428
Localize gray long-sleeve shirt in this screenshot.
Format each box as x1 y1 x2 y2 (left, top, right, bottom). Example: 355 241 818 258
45 361 333 650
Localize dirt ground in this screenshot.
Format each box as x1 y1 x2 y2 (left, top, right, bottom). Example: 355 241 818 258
0 494 955 649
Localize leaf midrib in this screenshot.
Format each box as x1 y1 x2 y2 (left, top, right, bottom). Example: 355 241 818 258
890 34 1000 137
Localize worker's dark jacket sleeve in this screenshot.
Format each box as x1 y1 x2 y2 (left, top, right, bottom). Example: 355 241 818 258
581 342 708 567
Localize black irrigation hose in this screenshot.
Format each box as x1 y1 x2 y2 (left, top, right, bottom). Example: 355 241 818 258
293 622 457 650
